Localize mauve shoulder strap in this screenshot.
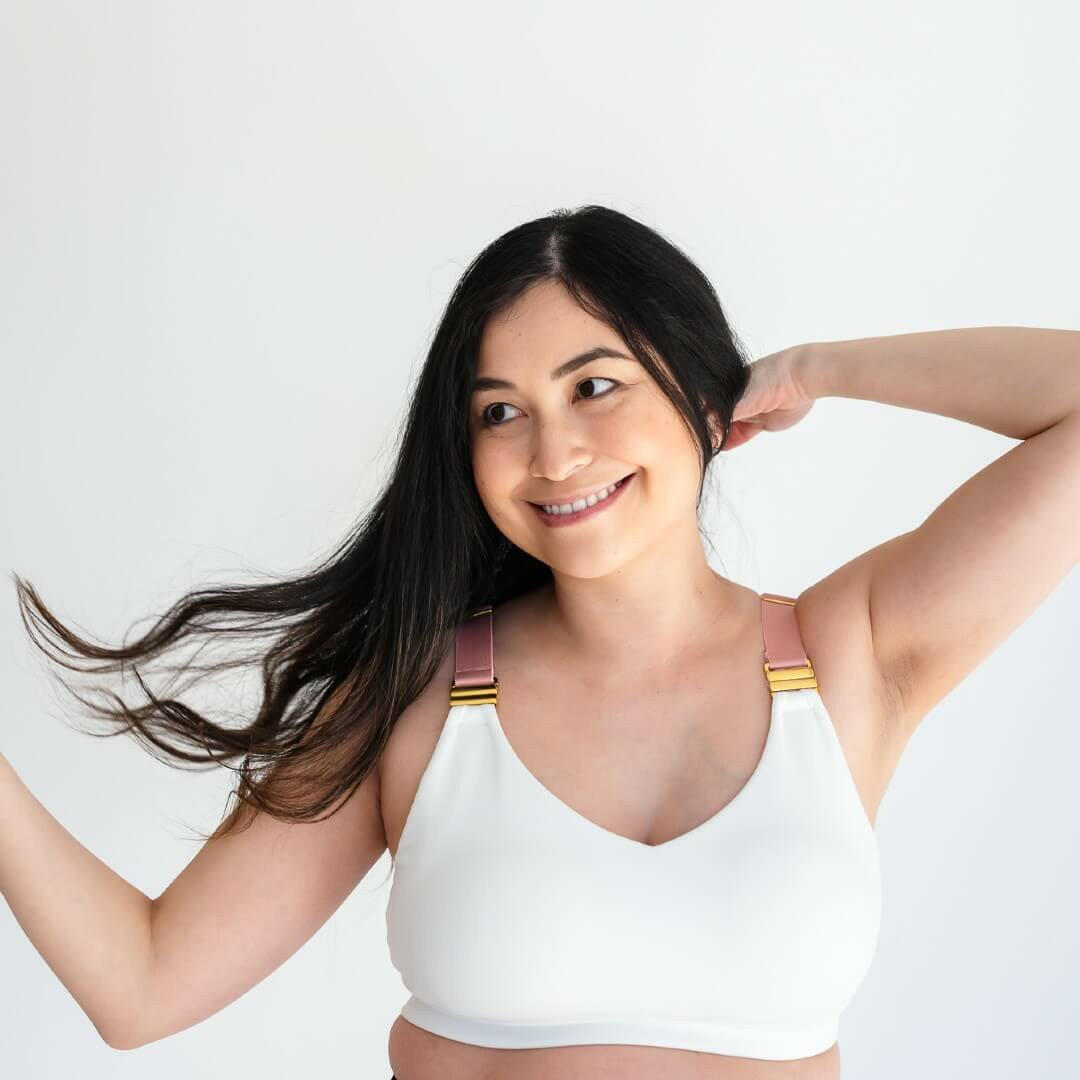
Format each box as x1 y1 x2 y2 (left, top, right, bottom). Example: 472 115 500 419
760 592 818 691
453 605 495 688
451 596 815 695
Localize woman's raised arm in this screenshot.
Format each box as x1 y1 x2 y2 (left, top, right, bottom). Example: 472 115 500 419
0 747 387 1050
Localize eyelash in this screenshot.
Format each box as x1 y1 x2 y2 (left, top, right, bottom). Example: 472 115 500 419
478 376 621 428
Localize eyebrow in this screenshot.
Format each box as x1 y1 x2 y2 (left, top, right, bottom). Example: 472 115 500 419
470 346 634 394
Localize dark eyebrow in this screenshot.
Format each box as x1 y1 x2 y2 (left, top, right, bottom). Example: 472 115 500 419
470 346 633 394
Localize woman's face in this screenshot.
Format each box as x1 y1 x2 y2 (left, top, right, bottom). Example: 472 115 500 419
469 280 711 580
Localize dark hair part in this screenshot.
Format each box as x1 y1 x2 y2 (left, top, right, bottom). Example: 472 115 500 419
13 204 752 847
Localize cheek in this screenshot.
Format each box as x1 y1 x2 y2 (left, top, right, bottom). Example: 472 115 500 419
610 416 685 475
471 446 517 512
628 429 704 509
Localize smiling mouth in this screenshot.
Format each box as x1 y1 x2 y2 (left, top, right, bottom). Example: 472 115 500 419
529 472 634 509
528 471 636 525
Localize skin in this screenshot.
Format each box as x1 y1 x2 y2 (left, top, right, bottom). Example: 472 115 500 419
470 278 740 675
380 279 901 1079
34 295 1066 1059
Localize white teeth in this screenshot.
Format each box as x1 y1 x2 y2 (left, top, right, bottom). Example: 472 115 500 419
540 477 624 516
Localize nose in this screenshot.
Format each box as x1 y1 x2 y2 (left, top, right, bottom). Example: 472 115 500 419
528 415 593 484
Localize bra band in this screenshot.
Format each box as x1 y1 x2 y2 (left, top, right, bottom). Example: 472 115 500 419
450 594 817 707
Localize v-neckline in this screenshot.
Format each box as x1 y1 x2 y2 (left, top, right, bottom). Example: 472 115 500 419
484 694 782 854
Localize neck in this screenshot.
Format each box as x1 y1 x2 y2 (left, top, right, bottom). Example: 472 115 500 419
532 532 751 683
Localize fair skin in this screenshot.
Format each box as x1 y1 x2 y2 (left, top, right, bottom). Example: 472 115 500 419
383 279 857 1080
381 283 1080 1079
470 279 745 678
52 283 1071 1070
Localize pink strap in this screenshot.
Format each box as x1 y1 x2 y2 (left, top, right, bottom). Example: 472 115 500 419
759 592 810 669
453 605 495 688
452 595 811 690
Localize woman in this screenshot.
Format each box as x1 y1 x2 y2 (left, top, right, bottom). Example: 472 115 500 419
3 205 1078 1079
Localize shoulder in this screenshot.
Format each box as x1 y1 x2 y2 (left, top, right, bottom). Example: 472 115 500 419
377 588 545 784
375 595 546 854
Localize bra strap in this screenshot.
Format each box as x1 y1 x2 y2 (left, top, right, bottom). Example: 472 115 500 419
449 605 499 706
760 592 818 693
448 598 815 702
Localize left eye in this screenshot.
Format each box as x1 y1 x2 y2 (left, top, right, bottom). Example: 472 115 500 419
576 376 618 401
478 376 619 428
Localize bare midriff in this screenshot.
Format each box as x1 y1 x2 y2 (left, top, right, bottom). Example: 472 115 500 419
387 1016 842 1080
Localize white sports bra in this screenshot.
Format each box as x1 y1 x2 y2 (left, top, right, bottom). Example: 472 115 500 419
385 593 881 1061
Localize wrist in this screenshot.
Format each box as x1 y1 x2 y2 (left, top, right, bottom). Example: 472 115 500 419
795 341 837 400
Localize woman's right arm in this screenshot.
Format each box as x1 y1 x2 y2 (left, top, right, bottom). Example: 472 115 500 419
0 748 388 1050
0 752 155 1047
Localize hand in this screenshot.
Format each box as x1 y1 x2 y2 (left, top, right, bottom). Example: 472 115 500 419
724 343 817 451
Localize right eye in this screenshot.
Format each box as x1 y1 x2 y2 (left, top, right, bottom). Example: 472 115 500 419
479 401 523 427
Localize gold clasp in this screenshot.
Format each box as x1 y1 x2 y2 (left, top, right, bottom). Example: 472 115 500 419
763 661 818 692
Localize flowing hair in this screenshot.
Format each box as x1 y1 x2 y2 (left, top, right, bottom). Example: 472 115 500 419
12 204 752 845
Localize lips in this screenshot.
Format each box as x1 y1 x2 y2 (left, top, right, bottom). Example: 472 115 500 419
529 471 635 527
529 473 635 510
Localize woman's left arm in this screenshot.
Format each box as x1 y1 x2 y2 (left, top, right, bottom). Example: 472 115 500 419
800 326 1080 733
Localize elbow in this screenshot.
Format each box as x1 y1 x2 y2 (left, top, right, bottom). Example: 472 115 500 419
98 1009 152 1051
100 1023 143 1052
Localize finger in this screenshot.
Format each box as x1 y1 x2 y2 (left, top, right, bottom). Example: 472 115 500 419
720 423 764 451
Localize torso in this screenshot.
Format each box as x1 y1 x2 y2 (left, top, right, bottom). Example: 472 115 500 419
377 573 911 1080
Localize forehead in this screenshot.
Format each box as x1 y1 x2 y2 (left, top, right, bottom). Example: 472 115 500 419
475 281 627 376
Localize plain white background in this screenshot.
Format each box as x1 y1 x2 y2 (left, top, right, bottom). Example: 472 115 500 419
2 1 1078 1076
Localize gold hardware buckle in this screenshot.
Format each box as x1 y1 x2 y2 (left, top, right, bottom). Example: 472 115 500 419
763 661 817 692
449 677 499 707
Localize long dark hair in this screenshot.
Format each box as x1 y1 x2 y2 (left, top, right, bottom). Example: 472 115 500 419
13 204 752 843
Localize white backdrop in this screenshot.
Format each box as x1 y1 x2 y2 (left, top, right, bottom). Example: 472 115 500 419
2 1 1078 1077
